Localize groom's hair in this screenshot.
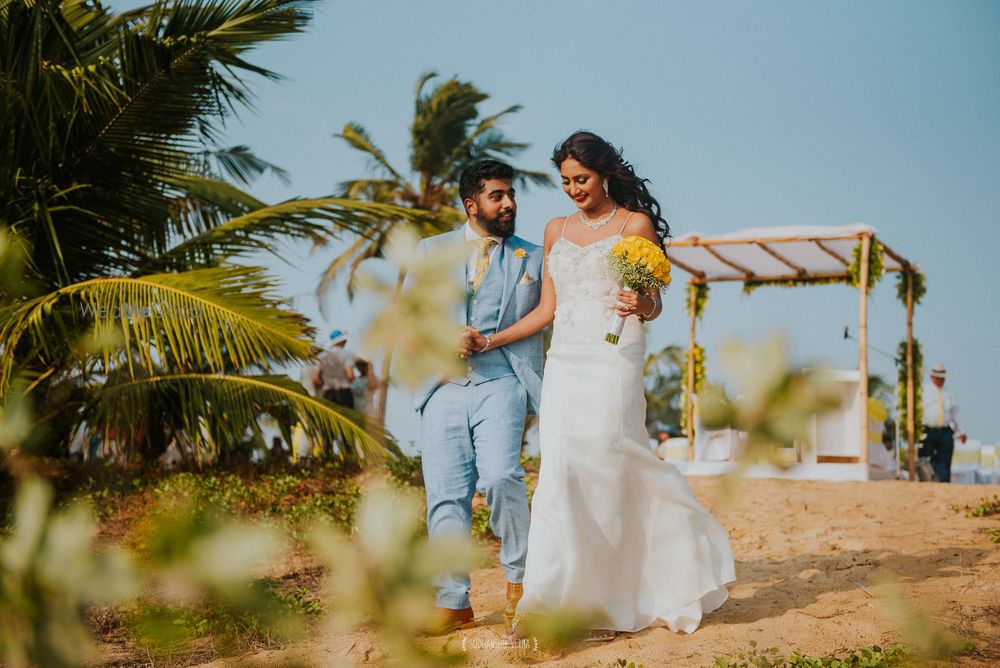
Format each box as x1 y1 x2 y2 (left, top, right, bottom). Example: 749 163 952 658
459 159 514 206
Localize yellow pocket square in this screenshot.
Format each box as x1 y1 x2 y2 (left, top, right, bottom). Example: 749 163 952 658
517 272 535 285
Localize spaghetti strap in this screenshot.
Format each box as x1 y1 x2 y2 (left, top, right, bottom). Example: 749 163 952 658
618 211 634 235
561 215 571 238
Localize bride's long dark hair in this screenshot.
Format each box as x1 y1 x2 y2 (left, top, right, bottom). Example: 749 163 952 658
552 131 670 246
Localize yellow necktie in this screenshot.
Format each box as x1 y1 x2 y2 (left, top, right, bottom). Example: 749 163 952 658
470 238 496 292
936 387 945 427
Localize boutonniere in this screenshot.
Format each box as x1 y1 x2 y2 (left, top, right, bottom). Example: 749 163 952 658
514 248 526 259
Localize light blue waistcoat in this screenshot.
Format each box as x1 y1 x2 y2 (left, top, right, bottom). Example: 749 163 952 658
457 245 515 385
411 229 544 414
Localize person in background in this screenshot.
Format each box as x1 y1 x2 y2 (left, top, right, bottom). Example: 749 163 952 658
920 363 966 483
312 329 356 409
351 358 378 417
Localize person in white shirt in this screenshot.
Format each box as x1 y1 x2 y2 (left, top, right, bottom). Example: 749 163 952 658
920 363 966 483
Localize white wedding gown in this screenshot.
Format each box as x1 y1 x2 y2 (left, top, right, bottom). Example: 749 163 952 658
517 227 736 634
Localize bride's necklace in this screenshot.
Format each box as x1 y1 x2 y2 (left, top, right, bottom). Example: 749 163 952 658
579 204 617 230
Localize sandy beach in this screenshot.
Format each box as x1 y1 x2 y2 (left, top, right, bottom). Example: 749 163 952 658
197 476 1000 667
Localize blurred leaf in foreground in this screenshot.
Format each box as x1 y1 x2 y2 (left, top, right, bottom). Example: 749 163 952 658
358 226 467 389
309 484 477 666
700 335 843 468
0 478 139 668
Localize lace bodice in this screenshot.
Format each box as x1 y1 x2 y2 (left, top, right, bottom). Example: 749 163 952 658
547 234 621 330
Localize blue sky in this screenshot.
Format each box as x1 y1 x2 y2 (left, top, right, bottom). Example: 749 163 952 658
114 0 1000 446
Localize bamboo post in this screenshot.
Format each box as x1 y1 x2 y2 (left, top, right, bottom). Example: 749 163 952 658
858 234 871 466
906 273 916 480
686 281 697 460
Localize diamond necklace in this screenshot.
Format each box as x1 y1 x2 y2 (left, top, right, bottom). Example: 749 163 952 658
579 204 617 230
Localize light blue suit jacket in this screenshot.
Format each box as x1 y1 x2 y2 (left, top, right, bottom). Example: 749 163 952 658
412 228 545 414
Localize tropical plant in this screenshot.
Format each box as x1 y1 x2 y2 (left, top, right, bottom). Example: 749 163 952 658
0 0 431 463
644 344 684 433
319 71 553 423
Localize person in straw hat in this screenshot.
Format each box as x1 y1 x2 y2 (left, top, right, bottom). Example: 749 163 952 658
920 363 966 483
312 329 356 410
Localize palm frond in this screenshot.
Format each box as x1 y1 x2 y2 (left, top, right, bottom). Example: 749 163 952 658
411 76 487 176
200 144 291 185
412 69 437 98
152 193 442 270
442 104 523 174
335 122 406 183
87 372 391 463
0 266 315 390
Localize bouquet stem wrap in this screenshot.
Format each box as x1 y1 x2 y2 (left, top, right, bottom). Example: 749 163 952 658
605 287 633 344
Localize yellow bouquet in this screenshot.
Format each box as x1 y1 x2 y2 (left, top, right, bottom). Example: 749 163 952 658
605 236 672 344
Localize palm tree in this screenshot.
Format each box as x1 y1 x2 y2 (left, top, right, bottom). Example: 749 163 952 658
0 0 431 463
319 72 553 423
644 345 685 434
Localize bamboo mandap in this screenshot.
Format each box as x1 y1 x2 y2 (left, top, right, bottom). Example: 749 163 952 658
665 224 920 479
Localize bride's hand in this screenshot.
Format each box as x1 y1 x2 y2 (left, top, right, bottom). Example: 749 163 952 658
462 326 488 355
615 290 654 317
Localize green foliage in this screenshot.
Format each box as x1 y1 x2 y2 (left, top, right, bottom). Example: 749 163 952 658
0 0 423 463
708 641 911 667
141 468 362 541
742 276 846 296
644 345 685 432
387 453 424 487
681 344 706 433
686 283 710 321
127 582 313 659
849 239 885 291
0 477 140 668
895 268 927 306
612 659 646 668
953 495 1000 518
471 503 494 540
895 339 923 445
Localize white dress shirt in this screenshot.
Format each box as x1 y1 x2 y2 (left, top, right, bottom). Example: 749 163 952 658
464 221 503 289
922 382 961 432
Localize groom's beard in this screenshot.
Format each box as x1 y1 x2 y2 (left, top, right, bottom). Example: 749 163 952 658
478 208 516 238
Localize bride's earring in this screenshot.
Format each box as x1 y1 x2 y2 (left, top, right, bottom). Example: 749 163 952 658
602 179 609 196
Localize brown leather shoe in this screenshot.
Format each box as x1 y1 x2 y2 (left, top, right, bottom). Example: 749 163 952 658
421 606 475 636
504 582 523 628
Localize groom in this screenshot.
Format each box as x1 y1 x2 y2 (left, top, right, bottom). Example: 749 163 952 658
414 159 544 634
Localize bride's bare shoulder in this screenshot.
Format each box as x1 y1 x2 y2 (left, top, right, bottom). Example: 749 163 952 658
622 211 658 242
542 216 568 245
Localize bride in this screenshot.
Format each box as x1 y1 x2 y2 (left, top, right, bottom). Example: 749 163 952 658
467 131 735 640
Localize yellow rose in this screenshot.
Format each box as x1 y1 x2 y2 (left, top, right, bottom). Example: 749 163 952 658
514 248 526 259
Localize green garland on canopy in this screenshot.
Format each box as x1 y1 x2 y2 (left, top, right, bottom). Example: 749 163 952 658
895 267 927 306
742 238 886 295
681 344 705 433
742 276 844 295
896 338 924 445
849 239 884 291
685 283 709 321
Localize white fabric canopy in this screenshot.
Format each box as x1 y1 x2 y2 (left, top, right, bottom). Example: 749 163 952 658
666 224 909 282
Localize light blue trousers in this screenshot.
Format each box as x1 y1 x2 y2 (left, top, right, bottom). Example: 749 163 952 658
420 376 530 610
